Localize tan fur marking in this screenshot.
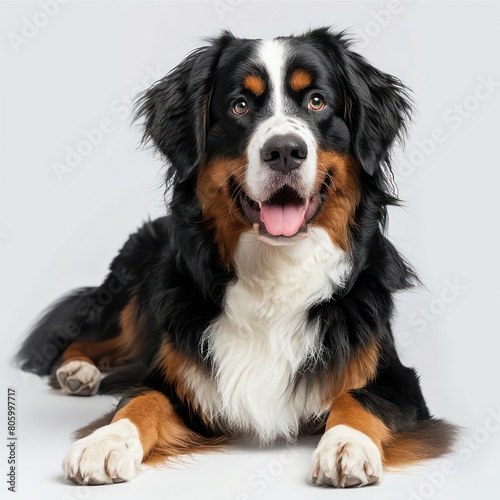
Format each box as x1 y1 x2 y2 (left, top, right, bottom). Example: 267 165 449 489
336 341 380 395
326 392 392 454
156 341 200 406
244 75 265 96
61 298 144 370
322 341 380 404
313 151 360 251
112 391 223 466
197 156 249 267
290 69 312 92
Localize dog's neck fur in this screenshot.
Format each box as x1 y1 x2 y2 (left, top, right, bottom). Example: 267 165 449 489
197 228 351 442
233 228 351 306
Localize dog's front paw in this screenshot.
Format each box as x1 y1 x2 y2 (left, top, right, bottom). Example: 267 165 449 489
309 425 383 488
62 419 143 485
56 359 101 396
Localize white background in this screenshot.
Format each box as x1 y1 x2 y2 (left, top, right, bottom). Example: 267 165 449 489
2 1 500 499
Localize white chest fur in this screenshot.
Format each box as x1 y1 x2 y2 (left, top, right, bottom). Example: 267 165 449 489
193 228 351 443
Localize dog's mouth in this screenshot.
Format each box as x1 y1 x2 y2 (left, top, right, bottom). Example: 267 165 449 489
236 184 321 244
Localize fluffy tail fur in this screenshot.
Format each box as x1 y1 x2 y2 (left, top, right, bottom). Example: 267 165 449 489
384 418 460 467
16 282 130 376
16 288 100 375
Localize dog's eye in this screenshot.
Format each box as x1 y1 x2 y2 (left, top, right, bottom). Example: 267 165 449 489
308 94 325 111
232 100 249 115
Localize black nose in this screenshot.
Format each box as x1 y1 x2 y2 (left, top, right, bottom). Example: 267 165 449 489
261 134 308 173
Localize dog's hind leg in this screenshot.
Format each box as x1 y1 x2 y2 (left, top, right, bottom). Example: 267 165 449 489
56 339 117 396
55 298 147 396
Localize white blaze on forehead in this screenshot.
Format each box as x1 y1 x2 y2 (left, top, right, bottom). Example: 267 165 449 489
258 38 287 114
246 37 318 201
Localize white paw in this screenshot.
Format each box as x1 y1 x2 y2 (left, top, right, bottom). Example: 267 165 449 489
62 419 143 485
309 425 383 487
56 360 101 396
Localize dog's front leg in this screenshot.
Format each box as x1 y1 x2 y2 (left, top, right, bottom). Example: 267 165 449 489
310 392 391 488
62 389 195 485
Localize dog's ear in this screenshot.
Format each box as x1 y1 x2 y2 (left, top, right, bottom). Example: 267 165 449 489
135 33 234 183
309 28 412 178
341 46 412 178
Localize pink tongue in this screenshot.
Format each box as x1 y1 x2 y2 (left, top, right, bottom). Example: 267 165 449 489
260 190 306 237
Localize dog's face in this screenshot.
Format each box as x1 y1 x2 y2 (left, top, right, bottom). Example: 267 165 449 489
136 28 410 263
207 37 354 246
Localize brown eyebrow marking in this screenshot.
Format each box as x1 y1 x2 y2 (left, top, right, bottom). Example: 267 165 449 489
290 69 313 92
244 75 265 96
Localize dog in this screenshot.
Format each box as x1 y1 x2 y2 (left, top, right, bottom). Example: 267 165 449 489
17 27 457 487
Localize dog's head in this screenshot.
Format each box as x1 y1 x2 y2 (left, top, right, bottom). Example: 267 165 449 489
136 28 411 264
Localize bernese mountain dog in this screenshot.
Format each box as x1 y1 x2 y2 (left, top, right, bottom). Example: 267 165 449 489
16 27 457 488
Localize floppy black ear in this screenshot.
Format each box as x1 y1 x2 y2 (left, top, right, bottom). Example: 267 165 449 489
308 28 412 179
341 46 412 178
134 33 234 183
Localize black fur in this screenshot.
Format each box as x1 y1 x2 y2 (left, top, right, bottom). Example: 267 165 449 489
350 343 431 433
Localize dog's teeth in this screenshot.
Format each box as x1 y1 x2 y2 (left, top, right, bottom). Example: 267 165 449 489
253 223 260 231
